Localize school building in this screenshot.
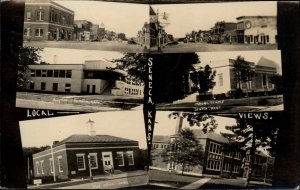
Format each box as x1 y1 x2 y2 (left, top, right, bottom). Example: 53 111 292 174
25 60 144 97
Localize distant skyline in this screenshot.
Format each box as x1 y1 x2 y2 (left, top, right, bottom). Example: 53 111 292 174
55 0 149 38
151 1 277 38
20 111 147 149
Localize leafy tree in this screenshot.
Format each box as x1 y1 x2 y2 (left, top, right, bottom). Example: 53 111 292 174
269 74 283 94
226 118 279 187
232 56 255 97
18 46 47 90
161 128 205 175
190 64 216 95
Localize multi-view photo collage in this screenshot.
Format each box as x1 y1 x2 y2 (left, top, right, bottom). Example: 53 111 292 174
18 0 283 189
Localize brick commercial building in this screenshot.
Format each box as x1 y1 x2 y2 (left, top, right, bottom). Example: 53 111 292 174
24 0 74 41
25 60 144 97
32 134 143 179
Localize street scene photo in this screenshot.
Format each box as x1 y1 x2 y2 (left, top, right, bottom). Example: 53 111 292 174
16 48 146 112
149 111 280 189
20 111 148 189
149 2 278 53
23 0 149 52
153 51 283 113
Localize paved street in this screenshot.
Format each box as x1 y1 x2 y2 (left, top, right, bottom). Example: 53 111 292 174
151 42 278 53
16 92 143 112
23 40 147 52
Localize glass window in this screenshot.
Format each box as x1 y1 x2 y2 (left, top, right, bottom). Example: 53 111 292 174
31 70 35 77
59 70 66 78
36 10 44 21
40 160 44 174
41 82 46 91
41 70 47 77
47 70 53 77
76 154 86 170
65 83 71 92
116 152 124 166
35 28 43 37
66 70 72 78
127 151 134 165
57 156 63 172
35 161 40 175
52 83 58 91
54 70 59 77
26 11 31 20
49 158 54 173
36 70 41 77
89 153 98 169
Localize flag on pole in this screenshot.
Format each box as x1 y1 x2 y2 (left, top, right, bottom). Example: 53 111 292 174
149 6 157 23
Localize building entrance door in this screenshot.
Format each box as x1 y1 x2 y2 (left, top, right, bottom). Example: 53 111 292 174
87 85 90 93
102 152 114 172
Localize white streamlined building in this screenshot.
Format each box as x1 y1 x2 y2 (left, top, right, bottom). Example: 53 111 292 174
25 60 144 97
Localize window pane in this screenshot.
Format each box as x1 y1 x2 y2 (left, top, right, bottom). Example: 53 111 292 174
47 70 53 77
54 70 59 77
59 70 66 78
116 152 124 166
77 155 85 170
127 151 134 165
66 70 72 78
41 82 46 90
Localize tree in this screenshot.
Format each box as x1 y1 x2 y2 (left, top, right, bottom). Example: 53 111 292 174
269 74 283 94
161 128 205 175
18 46 46 90
190 64 216 95
232 56 255 97
226 118 279 187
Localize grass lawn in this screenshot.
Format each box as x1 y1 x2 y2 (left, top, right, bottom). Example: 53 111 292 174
148 169 201 188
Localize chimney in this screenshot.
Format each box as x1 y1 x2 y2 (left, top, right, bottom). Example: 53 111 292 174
53 141 59 146
86 119 96 136
175 114 184 134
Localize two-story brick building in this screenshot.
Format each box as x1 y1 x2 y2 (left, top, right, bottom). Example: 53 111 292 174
24 0 74 41
32 134 142 179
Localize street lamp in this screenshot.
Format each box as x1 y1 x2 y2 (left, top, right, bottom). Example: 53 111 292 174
87 155 93 180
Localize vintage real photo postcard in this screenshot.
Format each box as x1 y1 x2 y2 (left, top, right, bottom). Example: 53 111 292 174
19 111 148 188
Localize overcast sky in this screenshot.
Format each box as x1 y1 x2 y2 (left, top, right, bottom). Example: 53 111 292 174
55 0 149 38
20 110 147 149
196 50 282 74
39 48 124 64
154 111 237 137
151 1 277 38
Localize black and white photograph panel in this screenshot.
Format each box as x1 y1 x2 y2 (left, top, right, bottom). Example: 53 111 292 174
20 111 148 189
17 48 146 112
23 0 149 52
149 111 281 189
154 50 283 113
149 1 278 53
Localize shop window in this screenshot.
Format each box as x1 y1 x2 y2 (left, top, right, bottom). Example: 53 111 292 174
57 156 63 172
41 82 46 91
116 152 124 166
35 28 44 37
127 151 134 165
52 83 58 91
76 154 86 171
65 83 71 92
89 153 98 169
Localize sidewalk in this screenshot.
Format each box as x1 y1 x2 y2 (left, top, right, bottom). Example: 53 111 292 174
28 170 147 189
180 178 211 189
